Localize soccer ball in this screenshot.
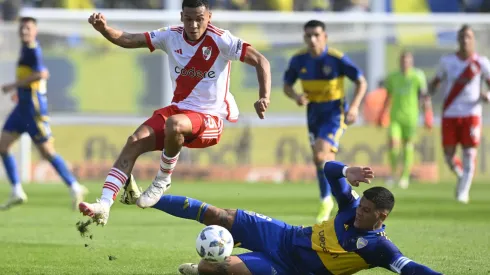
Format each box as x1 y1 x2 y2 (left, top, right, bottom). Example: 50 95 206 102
195 225 234 262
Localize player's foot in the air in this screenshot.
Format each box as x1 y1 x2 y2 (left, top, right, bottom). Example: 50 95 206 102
136 175 171 208
398 177 410 189
0 190 28 210
178 263 198 275
120 174 142 205
70 184 89 211
316 196 334 223
456 190 469 204
79 200 110 225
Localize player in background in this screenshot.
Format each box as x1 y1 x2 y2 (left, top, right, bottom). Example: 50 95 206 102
428 25 490 203
122 162 442 274
283 20 367 222
379 51 433 189
0 17 86 210
79 0 271 225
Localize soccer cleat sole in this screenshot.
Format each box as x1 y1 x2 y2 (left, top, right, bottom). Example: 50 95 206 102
78 202 95 217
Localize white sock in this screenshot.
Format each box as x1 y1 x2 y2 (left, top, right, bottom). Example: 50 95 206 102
70 182 82 193
12 184 24 196
459 148 477 198
101 168 128 207
157 151 180 181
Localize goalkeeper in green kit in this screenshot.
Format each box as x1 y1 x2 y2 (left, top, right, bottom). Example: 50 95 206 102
378 51 433 189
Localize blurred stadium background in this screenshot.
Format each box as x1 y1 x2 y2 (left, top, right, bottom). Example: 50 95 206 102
2 0 490 185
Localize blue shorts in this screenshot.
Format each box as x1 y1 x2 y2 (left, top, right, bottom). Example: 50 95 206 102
3 106 52 144
307 101 347 152
231 210 300 275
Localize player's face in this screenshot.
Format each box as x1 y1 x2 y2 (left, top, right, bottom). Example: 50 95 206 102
19 21 37 44
354 197 386 230
181 6 211 41
304 27 327 52
400 53 413 71
458 28 475 53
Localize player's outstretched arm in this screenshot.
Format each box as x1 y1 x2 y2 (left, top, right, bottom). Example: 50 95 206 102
88 13 147 49
242 46 271 119
2 70 49 94
346 75 368 124
323 161 373 209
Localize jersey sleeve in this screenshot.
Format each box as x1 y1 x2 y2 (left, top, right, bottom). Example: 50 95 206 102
370 239 442 275
340 54 363 81
323 161 360 211
416 70 428 95
29 46 46 72
283 56 299 86
480 57 490 86
144 27 171 53
434 57 447 81
218 30 250 62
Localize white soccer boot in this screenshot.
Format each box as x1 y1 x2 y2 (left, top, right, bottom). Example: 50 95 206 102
136 174 171 208
178 263 199 275
398 178 410 189
120 174 142 205
0 190 28 210
70 184 89 211
79 199 110 225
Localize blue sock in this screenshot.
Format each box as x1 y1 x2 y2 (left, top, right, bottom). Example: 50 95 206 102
49 155 77 186
152 195 209 223
1 153 20 186
317 167 332 200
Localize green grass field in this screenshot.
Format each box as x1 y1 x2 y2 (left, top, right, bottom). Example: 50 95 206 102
0 180 488 275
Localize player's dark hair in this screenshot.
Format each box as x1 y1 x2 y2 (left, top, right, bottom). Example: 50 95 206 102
459 24 472 33
363 187 395 213
20 17 37 24
304 20 325 31
182 0 209 10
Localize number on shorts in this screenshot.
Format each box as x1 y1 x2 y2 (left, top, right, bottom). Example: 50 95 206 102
204 115 218 129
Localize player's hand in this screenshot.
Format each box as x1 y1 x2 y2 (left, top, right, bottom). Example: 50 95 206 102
1 84 16 94
345 167 374 187
480 92 490 103
345 107 359 125
254 97 269 119
88 12 108 32
295 94 308 106
424 109 434 130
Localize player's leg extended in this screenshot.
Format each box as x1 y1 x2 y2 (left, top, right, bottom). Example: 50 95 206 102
399 124 417 189
442 117 463 179
35 139 87 210
387 121 402 187
153 195 294 275
457 116 481 203
0 131 26 209
312 138 335 222
79 124 156 224
137 114 195 208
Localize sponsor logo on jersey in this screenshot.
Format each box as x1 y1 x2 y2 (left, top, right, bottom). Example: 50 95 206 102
175 66 216 79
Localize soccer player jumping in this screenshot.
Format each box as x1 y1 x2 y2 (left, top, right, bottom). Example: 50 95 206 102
1 17 86 210
283 20 367 222
379 51 433 189
79 0 271 225
130 161 442 274
429 25 490 203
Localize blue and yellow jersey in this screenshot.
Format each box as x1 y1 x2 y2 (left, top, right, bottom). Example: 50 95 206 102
16 41 48 117
283 46 363 104
291 162 415 275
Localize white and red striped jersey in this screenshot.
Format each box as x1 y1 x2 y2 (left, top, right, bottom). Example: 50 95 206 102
144 24 250 122
435 53 490 118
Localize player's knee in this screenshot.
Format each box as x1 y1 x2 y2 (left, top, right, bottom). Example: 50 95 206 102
165 116 186 136
203 207 236 230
